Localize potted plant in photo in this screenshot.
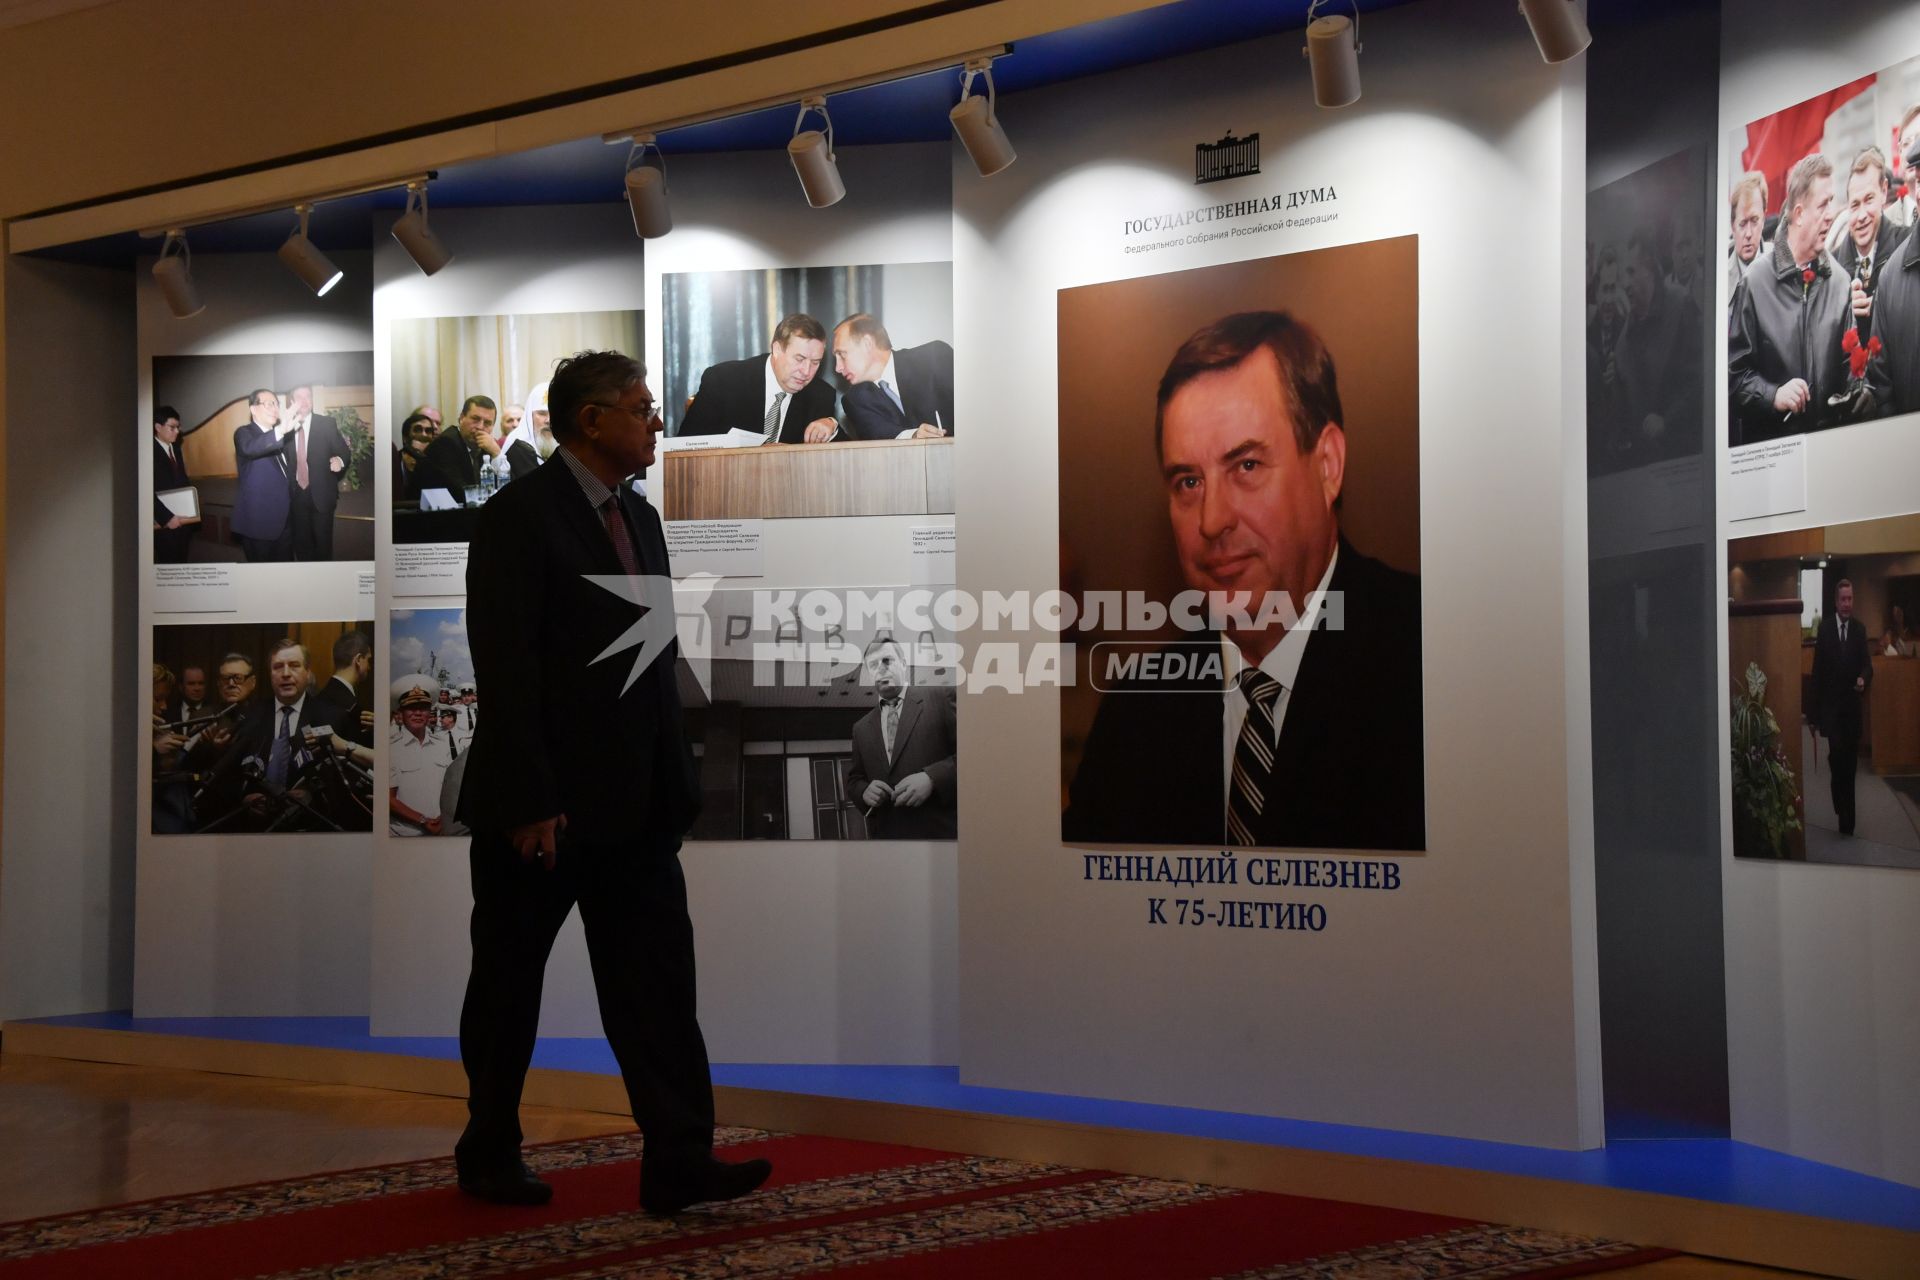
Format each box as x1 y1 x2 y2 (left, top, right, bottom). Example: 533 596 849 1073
1731 661 1801 859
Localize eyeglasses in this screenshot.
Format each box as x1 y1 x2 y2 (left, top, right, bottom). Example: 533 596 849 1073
588 400 658 421
218 672 253 684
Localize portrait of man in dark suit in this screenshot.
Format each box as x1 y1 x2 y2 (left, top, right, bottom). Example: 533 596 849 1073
1063 311 1425 851
283 384 355 560
831 313 955 440
1809 577 1874 836
678 312 840 444
152 403 194 564
414 395 503 498
453 348 769 1213
230 387 294 562
847 638 958 840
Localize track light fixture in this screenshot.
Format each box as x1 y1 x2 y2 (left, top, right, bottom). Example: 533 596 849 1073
789 97 845 208
1518 0 1592 64
152 229 205 319
1302 0 1362 109
392 181 453 275
951 57 1016 177
625 134 673 238
278 205 343 296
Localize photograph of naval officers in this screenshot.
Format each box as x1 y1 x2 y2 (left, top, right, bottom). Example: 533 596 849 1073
387 607 480 837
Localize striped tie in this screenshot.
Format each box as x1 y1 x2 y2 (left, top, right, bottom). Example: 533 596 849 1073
1226 668 1282 847
762 391 786 444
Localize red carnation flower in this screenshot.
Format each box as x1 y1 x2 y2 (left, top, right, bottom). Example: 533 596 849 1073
1901 185 1912 200
1803 268 1816 284
1869 336 1883 355
1843 328 1860 353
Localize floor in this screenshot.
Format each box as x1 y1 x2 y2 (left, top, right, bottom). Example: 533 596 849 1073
0 1055 1815 1277
1798 725 1920 867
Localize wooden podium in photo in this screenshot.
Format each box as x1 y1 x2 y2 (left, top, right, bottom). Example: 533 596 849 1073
662 437 953 521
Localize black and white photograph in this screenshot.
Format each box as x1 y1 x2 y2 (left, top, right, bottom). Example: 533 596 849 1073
389 309 644 543
151 351 375 563
658 262 955 521
151 620 377 834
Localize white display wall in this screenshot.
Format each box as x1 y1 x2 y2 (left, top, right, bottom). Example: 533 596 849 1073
952 0 1604 1148
1716 0 1920 1188
132 250 375 1016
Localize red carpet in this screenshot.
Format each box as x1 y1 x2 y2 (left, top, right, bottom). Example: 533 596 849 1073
0 1127 1674 1278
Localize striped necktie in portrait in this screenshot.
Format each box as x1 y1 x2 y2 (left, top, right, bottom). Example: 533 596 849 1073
1227 667 1282 847
762 392 786 444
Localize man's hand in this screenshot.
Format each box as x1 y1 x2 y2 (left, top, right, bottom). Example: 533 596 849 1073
360 709 375 731
510 813 567 870
1773 379 1811 414
802 417 838 443
1640 412 1665 440
861 780 894 808
424 816 443 836
475 433 502 458
203 721 233 750
1851 278 1872 318
165 516 185 530
1855 675 1867 692
892 772 934 807
911 423 947 439
243 793 272 817
329 456 345 474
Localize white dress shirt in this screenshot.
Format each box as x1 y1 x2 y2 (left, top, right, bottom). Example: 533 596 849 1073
1218 546 1339 810
390 727 448 824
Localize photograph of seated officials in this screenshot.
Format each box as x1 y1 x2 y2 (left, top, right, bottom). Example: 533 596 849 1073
150 351 375 563
657 262 954 521
151 620 377 835
1057 237 1424 852
673 587 958 842
1586 148 1710 477
1727 510 1920 871
386 607 481 837
1726 56 1920 445
388 309 642 543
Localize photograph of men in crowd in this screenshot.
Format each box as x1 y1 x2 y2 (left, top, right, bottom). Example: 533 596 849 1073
1727 511 1920 871
387 607 479 837
1587 149 1710 475
1056 238 1424 852
661 261 953 445
150 351 375 562
672 586 959 842
389 310 640 542
1728 60 1920 443
152 621 376 834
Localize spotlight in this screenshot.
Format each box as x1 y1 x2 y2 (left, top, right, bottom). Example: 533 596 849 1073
1302 0 1362 109
1519 0 1592 63
625 134 672 238
950 58 1015 176
788 97 845 208
152 229 204 319
391 182 453 275
278 204 343 296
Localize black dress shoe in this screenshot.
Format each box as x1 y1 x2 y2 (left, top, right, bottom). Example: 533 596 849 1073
640 1155 773 1215
457 1159 554 1206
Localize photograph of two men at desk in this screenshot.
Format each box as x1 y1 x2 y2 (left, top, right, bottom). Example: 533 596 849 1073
389 261 955 541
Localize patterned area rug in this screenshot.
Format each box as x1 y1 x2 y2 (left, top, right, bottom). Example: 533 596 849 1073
0 1127 1673 1278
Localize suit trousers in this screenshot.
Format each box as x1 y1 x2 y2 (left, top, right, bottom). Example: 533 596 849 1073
239 529 293 562
1828 732 1859 834
456 831 715 1171
289 490 334 561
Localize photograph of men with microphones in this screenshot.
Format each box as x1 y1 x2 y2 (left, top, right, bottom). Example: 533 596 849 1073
151 621 376 834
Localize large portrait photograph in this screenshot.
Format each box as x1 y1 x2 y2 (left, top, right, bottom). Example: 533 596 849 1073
1726 55 1920 445
657 261 954 521
151 351 375 564
1057 237 1424 852
389 309 644 544
151 620 376 835
386 607 479 837
1728 510 1920 870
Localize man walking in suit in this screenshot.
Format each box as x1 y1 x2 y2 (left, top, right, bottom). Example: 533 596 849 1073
283 384 355 560
152 404 195 563
678 313 839 444
848 638 958 840
454 349 770 1213
230 388 295 562
832 313 955 441
1063 311 1425 851
1811 578 1873 836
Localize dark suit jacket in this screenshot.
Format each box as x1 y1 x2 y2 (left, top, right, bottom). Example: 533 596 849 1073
289 412 354 512
848 684 958 840
1810 613 1873 744
1063 542 1426 851
313 675 371 747
678 355 836 443
842 341 956 440
230 422 293 540
1868 221 1920 416
153 437 193 561
415 426 485 498
456 456 700 844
